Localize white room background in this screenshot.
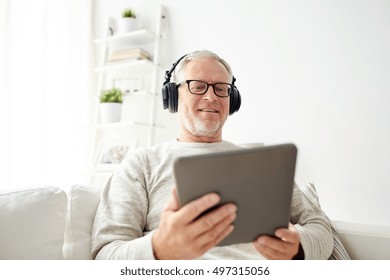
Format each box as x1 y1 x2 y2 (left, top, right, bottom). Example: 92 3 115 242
1 0 387 228
0 0 93 188
93 0 390 227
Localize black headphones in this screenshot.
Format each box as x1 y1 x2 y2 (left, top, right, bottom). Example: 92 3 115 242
162 54 241 115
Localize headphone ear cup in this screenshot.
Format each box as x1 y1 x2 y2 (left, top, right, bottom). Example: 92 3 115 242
164 83 178 113
161 54 188 113
162 83 170 110
229 87 241 115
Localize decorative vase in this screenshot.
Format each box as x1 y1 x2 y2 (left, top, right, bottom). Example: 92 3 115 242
117 17 138 33
100 103 122 123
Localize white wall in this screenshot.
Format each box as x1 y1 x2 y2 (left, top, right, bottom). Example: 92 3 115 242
93 0 390 227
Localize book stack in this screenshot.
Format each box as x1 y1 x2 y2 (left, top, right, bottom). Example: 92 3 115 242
108 48 151 62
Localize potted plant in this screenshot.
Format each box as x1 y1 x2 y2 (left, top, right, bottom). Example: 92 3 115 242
117 7 138 33
99 88 123 123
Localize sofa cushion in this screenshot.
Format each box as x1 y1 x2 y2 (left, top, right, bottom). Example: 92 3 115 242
0 186 67 259
63 184 102 259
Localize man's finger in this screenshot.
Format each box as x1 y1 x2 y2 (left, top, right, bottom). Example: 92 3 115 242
275 223 299 243
175 192 221 224
196 210 236 248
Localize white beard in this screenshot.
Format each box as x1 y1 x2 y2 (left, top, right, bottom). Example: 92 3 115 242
182 114 222 138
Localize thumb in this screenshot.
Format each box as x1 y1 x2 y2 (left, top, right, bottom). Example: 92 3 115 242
164 187 180 212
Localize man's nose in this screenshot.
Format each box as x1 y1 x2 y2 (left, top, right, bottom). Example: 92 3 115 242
203 84 218 101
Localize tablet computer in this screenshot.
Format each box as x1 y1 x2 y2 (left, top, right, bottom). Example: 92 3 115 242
173 143 297 246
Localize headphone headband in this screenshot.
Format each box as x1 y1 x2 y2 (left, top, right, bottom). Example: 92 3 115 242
163 54 187 86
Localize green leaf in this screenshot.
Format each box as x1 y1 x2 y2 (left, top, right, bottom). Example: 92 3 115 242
100 88 123 103
122 8 136 18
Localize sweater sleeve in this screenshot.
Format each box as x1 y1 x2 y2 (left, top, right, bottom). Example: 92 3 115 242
290 183 334 259
90 153 156 260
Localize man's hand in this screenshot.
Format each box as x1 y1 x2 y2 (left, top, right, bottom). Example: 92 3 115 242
253 223 301 259
152 187 237 260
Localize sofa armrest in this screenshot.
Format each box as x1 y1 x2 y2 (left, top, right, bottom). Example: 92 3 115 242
332 220 390 260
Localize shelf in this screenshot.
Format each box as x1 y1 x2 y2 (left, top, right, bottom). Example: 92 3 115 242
94 59 155 77
89 5 167 186
94 90 155 100
95 121 165 129
94 29 157 48
123 90 156 98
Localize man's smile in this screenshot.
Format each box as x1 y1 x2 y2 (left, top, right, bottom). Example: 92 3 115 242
198 108 219 113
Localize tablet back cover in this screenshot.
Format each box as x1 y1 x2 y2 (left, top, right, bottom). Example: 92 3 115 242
173 143 297 246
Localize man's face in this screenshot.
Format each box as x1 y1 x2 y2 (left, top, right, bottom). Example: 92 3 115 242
177 57 231 142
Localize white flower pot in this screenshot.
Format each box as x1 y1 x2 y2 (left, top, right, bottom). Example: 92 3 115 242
100 103 122 123
117 17 138 33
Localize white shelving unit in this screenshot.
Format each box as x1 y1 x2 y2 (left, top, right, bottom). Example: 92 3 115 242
89 6 168 186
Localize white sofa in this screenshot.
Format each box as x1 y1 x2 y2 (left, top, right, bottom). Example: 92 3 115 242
0 185 101 260
1 185 389 260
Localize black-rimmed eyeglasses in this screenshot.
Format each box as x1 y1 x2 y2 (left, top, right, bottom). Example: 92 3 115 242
177 80 232 97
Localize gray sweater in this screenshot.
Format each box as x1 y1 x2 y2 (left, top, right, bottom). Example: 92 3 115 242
91 140 333 259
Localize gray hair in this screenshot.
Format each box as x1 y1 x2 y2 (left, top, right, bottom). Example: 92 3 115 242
172 50 233 83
